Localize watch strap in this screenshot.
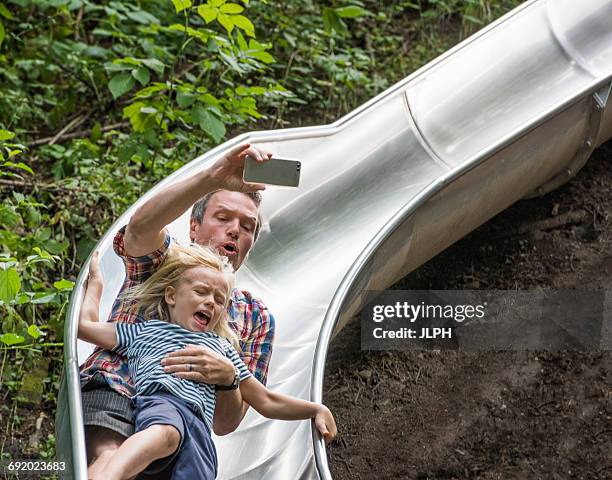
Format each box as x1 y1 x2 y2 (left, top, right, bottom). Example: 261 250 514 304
215 371 240 391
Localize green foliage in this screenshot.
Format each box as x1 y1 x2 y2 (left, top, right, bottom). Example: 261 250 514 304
0 135 69 348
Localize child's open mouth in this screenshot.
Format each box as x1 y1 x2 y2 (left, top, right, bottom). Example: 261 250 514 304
193 310 211 328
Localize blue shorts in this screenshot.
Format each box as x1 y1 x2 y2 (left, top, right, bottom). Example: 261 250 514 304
134 391 217 480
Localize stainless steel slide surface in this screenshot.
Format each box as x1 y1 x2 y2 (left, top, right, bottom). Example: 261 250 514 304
57 0 612 478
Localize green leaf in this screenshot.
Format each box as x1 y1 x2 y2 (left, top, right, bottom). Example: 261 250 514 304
25 256 53 267
0 129 15 141
210 0 225 7
171 0 192 13
27 324 45 339
217 12 234 34
126 10 160 25
132 67 150 86
135 83 166 98
197 5 217 23
0 333 25 346
135 144 151 161
15 293 29 305
248 49 274 63
0 204 19 227
123 102 148 131
0 4 13 20
168 24 209 42
232 15 254 37
218 50 242 73
13 162 33 175
463 14 484 25
83 45 110 59
108 73 136 99
54 279 75 291
334 6 367 18
35 228 51 243
191 106 226 142
177 91 196 108
236 86 266 96
220 3 243 14
32 247 54 260
322 8 334 34
141 58 165 75
236 30 248 51
118 144 137 162
0 22 4 48
90 122 102 142
113 57 142 67
0 267 20 303
198 93 220 107
322 8 348 35
31 292 57 304
46 239 68 256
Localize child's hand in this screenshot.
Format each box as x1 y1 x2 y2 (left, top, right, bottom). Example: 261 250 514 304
87 251 103 287
314 405 337 444
84 251 104 309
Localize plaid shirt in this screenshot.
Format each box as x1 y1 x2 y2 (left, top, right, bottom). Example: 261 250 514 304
79 225 275 398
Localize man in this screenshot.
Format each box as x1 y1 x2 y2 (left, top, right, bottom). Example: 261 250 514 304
78 144 275 474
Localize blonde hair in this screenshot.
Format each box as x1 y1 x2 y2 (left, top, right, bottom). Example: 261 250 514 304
122 243 240 349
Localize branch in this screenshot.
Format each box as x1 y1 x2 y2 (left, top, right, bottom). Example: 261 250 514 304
492 210 590 239
49 112 90 146
75 5 84 41
0 178 84 193
29 122 130 147
515 210 589 235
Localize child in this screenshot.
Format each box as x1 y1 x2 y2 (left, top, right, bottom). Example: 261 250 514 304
79 245 336 480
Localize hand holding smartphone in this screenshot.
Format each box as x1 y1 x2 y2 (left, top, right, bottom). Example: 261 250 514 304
243 156 301 187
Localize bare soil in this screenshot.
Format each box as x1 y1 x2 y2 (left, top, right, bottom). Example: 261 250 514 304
324 142 612 480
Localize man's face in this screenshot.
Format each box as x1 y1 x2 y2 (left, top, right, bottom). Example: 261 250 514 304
190 190 258 270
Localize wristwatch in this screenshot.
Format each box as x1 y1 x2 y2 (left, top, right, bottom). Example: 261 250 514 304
216 369 240 391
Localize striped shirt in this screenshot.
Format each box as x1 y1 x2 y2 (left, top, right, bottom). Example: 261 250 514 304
79 225 275 397
115 320 251 430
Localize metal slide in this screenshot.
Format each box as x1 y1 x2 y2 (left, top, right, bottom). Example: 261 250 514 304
57 0 612 478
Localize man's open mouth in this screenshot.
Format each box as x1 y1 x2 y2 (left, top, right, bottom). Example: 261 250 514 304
220 242 238 257
193 310 211 327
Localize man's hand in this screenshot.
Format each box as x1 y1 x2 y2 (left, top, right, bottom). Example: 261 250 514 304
209 143 272 193
161 345 236 385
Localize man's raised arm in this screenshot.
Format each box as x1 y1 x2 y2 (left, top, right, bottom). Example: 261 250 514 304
124 144 270 257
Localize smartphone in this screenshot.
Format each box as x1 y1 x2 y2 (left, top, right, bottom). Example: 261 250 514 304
243 156 301 187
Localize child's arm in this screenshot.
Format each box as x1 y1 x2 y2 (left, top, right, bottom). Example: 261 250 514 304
77 251 118 350
239 377 337 443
